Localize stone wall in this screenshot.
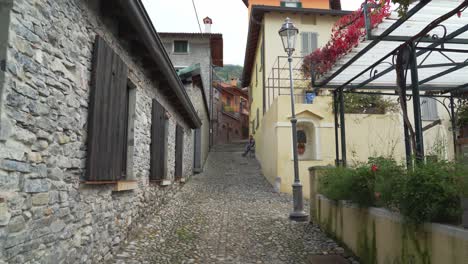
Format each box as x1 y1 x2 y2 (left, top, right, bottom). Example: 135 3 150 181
161 37 212 116
0 0 194 263
185 81 210 169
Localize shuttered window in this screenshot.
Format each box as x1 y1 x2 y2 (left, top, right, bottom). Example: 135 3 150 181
86 35 129 182
174 124 184 180
301 32 318 56
150 99 168 181
421 98 438 121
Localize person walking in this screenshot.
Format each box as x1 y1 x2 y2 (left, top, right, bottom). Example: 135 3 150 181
242 135 255 157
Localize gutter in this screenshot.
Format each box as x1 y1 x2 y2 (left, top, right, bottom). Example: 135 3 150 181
118 0 202 129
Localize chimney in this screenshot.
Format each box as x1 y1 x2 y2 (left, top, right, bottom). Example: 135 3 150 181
203 16 212 33
230 78 238 87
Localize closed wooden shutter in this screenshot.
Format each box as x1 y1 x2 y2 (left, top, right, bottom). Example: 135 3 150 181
86 35 129 181
150 99 167 181
193 128 202 170
175 124 184 179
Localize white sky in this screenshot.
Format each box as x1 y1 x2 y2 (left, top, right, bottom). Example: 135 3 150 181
142 0 364 66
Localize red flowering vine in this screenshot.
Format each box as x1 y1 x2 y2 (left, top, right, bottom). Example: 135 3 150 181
303 0 391 78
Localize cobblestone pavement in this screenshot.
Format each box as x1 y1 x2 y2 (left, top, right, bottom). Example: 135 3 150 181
111 144 357 264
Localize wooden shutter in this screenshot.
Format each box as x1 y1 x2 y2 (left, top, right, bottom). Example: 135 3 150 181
175 124 184 179
86 35 128 181
193 128 202 170
310 33 318 53
301 32 309 55
150 99 167 181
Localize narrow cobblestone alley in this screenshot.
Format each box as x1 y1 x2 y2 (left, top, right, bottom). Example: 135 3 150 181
112 144 355 264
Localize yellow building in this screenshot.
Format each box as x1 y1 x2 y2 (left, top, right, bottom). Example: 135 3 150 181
241 1 350 198
241 1 456 199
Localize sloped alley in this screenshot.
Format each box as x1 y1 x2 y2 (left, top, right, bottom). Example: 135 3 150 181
111 143 356 264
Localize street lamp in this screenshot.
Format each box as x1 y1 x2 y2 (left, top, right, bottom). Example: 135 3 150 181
279 17 308 222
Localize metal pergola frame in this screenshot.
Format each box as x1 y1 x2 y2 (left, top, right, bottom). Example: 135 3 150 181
310 0 468 167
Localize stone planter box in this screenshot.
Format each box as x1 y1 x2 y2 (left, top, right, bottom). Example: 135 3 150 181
309 166 468 264
462 197 468 229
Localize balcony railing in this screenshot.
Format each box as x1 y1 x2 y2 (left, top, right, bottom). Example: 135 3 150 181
266 56 313 110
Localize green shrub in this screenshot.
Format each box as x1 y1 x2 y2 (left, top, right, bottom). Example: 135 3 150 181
348 166 376 206
369 157 405 209
318 157 467 226
318 167 354 201
397 161 463 225
319 165 376 206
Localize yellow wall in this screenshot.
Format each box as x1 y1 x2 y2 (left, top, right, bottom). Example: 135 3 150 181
248 0 330 11
249 25 265 136
309 170 468 264
249 12 338 136
255 97 279 188
255 95 409 199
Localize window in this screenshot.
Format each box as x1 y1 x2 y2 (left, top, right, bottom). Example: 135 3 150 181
174 40 189 53
280 1 302 8
301 32 318 56
421 98 438 121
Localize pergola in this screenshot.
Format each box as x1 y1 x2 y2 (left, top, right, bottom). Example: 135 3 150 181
310 0 468 167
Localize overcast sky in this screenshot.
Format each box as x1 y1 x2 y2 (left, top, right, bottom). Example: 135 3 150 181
142 0 364 66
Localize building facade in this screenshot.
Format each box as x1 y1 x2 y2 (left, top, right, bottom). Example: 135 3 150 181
0 0 201 263
159 30 223 148
213 81 249 144
241 1 349 196
178 64 211 173
242 0 457 199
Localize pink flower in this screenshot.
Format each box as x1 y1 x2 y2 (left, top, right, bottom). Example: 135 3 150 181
371 164 378 172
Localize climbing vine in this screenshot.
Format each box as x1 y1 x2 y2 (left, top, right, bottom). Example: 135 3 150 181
303 0 391 78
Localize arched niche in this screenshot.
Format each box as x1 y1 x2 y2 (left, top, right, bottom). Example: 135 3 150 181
296 121 318 160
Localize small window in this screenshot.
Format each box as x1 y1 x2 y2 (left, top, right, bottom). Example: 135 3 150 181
421 98 438 121
174 40 189 53
280 1 302 8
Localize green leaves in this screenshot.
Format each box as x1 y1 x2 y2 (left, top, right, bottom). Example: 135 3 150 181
318 157 467 226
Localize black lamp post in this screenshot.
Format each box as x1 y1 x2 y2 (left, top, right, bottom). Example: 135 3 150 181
279 17 308 222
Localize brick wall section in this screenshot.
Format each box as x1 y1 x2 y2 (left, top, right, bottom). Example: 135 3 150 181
0 0 194 263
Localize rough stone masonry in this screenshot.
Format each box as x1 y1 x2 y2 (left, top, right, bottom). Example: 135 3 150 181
0 0 197 263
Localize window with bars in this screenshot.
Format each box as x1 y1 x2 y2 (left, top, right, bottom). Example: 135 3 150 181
301 32 318 56
421 98 439 121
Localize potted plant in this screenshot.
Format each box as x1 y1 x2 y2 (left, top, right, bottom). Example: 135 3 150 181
297 143 306 155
